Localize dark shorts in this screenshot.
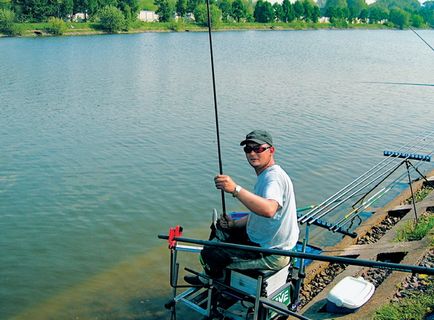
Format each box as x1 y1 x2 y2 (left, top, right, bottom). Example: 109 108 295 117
200 224 264 278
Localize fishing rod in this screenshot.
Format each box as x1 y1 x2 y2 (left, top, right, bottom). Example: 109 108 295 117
158 234 434 275
361 81 434 87
409 27 434 53
205 0 226 217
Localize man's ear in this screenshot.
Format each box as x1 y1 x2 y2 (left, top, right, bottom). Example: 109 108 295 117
269 146 275 154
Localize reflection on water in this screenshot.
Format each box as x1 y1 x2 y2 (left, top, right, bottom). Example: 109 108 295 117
12 246 170 320
1 30 433 319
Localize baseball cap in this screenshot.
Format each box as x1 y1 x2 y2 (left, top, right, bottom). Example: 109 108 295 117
240 130 273 146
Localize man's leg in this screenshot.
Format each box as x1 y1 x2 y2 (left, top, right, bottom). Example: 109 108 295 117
228 254 290 271
198 224 261 279
200 244 262 278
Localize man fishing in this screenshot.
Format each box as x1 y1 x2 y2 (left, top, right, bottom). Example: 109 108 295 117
185 130 300 285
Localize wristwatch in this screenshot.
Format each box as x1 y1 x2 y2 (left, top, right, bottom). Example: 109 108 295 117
232 185 242 197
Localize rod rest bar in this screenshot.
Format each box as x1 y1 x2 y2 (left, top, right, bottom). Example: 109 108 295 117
384 150 431 162
158 234 434 275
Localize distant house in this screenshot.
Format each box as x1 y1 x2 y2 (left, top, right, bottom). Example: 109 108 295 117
71 13 86 22
138 10 159 22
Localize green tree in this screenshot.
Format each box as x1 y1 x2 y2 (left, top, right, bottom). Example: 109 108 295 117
359 7 368 22
186 0 199 14
419 1 434 27
273 2 283 21
253 0 273 22
389 7 409 28
231 0 247 22
58 0 73 19
311 4 320 21
176 0 187 17
155 0 175 21
118 0 139 19
12 0 56 21
293 0 304 19
98 5 125 32
281 0 294 22
218 0 232 22
347 0 367 21
324 0 348 20
375 0 420 12
368 5 388 23
86 0 104 18
194 3 221 26
302 0 315 21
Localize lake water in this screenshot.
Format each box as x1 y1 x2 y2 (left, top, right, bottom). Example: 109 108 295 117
1 30 433 319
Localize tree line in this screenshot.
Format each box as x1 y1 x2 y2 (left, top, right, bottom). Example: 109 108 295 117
156 0 433 28
0 0 433 35
0 0 139 22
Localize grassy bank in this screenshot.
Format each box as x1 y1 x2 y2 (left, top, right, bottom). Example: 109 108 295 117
1 20 391 37
374 285 434 320
375 186 434 320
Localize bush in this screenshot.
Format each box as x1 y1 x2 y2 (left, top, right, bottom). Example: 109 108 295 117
0 8 15 35
8 22 23 35
331 18 348 28
45 17 67 35
168 18 185 31
98 5 126 33
411 14 424 28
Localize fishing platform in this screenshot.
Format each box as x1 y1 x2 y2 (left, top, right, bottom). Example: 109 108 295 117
158 142 434 319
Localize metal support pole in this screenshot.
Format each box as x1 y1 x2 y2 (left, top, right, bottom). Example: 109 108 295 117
406 160 418 222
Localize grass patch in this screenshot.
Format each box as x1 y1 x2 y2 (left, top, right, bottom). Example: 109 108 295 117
374 285 434 320
406 187 434 204
395 212 434 242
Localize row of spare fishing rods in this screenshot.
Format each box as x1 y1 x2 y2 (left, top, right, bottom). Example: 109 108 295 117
298 129 434 237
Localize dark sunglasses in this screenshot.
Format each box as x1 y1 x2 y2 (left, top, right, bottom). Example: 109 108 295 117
243 145 271 154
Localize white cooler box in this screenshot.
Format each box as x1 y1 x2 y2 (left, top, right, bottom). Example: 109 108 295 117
326 276 375 314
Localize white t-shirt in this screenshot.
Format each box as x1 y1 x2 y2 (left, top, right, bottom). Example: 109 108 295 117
246 164 299 250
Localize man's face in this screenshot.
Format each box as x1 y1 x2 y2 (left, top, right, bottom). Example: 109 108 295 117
243 143 274 171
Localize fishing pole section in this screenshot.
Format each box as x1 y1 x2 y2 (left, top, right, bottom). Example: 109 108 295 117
205 0 226 218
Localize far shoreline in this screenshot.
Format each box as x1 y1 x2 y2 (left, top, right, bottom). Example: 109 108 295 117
0 21 409 38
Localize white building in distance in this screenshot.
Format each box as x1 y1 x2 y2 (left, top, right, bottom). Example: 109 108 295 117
139 10 159 22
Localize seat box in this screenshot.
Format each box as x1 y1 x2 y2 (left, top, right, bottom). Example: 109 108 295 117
326 276 375 314
230 265 290 296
